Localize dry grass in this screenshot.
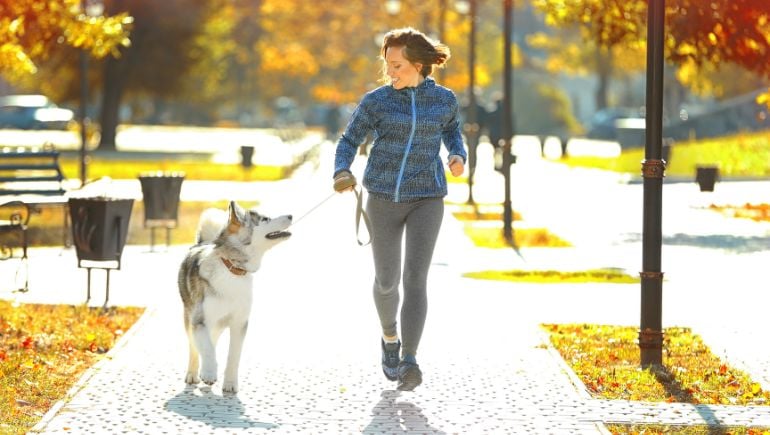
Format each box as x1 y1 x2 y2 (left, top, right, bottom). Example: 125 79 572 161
462 224 571 249
0 300 144 434
1 200 258 249
605 424 770 434
708 203 770 222
58 158 289 181
463 268 638 283
543 324 770 405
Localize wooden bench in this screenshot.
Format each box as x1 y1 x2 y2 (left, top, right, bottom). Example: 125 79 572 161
0 146 71 252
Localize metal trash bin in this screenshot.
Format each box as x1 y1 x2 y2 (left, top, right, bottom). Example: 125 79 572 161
138 171 185 251
68 196 134 306
695 166 719 192
240 145 254 169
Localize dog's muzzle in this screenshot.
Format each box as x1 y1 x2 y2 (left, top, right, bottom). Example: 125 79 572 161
266 231 291 240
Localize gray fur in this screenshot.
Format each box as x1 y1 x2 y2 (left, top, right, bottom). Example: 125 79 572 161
177 201 292 393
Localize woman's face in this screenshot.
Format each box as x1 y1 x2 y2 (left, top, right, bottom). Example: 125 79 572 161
385 46 422 90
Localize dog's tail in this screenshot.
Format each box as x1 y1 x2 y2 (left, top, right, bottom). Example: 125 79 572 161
196 208 227 244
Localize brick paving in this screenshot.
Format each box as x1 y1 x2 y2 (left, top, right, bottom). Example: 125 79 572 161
2 140 769 433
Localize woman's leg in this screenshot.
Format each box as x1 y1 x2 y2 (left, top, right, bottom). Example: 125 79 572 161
400 198 444 358
366 196 407 338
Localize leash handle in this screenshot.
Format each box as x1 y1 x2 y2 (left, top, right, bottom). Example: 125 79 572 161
353 186 372 246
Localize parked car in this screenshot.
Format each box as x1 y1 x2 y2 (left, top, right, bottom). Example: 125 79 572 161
0 94 75 130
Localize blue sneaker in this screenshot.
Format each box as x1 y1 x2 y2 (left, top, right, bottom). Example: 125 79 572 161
397 361 422 391
381 339 400 381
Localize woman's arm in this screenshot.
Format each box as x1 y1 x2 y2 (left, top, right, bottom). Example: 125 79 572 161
334 96 375 176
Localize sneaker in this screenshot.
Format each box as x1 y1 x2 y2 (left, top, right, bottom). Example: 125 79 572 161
396 361 422 391
381 339 400 381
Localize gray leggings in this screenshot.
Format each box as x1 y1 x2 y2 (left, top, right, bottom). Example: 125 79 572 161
366 195 444 358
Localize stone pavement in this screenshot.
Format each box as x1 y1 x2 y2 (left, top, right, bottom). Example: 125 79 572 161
1 140 769 433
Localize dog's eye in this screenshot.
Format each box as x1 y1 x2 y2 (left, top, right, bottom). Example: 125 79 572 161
260 216 269 223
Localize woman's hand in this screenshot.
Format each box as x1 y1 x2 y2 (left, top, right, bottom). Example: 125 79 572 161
333 171 357 193
448 155 465 177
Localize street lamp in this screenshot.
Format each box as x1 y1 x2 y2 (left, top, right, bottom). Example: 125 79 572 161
79 0 104 187
502 0 514 244
455 0 478 205
639 0 666 368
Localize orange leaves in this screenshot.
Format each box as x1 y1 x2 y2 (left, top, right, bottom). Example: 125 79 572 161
0 300 143 433
542 323 770 406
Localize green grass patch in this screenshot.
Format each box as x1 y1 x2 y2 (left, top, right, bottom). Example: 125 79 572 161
0 300 144 434
605 424 770 434
561 129 770 178
463 224 570 248
542 324 770 406
463 268 638 283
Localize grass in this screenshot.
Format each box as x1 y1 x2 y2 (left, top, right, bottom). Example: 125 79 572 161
543 324 770 406
2 200 258 249
605 424 770 434
462 224 571 249
463 268 638 283
708 203 770 222
0 299 144 434
561 129 770 178
58 158 288 181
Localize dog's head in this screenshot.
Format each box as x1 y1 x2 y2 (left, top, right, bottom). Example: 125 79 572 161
226 201 292 250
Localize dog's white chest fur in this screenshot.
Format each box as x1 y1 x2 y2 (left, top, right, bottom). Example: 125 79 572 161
199 258 254 324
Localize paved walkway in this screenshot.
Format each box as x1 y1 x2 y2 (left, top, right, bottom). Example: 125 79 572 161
2 140 770 433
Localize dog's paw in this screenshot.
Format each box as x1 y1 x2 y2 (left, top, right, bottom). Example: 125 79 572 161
200 363 217 385
222 380 238 394
185 372 200 385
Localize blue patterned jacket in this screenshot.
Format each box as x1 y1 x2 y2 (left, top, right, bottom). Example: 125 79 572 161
333 77 466 203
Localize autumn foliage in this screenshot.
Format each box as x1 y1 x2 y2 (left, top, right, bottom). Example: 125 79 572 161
0 300 143 434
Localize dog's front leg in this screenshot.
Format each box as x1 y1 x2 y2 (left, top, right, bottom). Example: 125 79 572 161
222 321 248 394
192 322 218 385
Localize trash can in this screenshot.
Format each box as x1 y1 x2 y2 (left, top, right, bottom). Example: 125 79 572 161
695 165 719 192
138 171 185 250
240 145 254 169
68 196 134 306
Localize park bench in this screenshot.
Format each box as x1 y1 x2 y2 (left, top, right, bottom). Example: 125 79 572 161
0 146 71 291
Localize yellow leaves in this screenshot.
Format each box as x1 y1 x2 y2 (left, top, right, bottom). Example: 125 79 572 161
0 0 132 77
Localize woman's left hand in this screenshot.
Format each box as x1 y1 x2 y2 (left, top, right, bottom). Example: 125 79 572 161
448 155 464 177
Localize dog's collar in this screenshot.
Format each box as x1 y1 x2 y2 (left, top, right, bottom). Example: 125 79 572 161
221 258 248 276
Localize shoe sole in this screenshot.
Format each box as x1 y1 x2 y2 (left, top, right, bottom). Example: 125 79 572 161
397 378 421 391
382 368 398 381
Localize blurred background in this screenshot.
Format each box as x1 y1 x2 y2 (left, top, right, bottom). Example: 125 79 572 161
1 0 770 167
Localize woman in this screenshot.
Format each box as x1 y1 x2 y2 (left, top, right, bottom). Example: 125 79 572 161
333 27 466 391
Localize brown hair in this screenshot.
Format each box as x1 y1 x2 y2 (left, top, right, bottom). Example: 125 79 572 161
379 27 450 83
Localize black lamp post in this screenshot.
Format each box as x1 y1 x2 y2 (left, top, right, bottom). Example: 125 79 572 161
639 0 666 368
79 0 104 187
455 0 478 204
502 0 514 244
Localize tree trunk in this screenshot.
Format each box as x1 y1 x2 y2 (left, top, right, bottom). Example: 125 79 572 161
97 55 127 151
595 48 613 111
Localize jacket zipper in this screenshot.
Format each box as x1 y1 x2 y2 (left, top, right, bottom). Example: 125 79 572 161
394 88 417 202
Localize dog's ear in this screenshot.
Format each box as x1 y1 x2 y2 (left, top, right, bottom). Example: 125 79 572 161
227 201 242 234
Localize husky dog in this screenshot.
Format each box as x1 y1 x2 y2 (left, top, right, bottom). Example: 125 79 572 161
178 201 292 393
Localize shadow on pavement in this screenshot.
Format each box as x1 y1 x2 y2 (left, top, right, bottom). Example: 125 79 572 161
163 385 278 430
623 232 770 254
362 390 446 434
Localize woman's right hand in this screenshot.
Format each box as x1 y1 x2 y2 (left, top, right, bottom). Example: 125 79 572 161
333 171 357 193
